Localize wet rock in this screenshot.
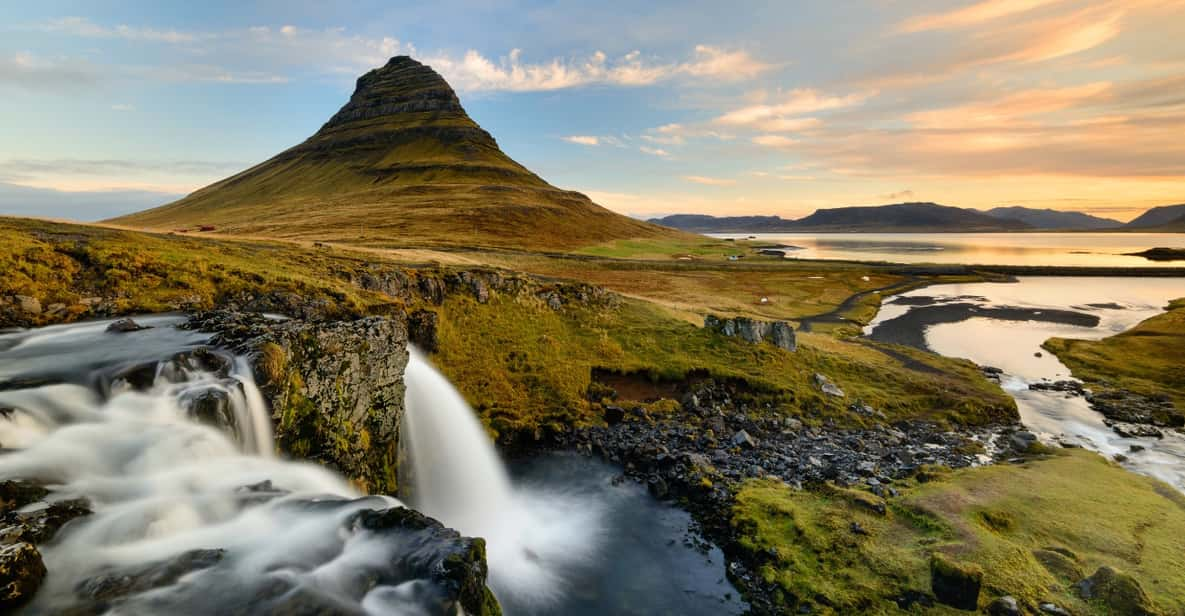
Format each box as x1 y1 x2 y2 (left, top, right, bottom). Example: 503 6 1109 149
407 308 439 353
106 317 151 333
76 548 226 602
1074 566 1158 616
812 373 845 398
181 388 237 437
0 542 46 611
1029 380 1084 395
988 595 1021 616
0 480 50 512
648 475 669 499
1009 431 1039 453
13 295 41 315
1089 389 1183 429
930 552 982 610
1039 602 1072 615
2 497 93 543
1108 422 1163 439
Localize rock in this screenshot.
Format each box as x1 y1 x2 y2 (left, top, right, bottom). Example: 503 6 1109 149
930 552 982 610
181 388 237 438
1039 603 1072 616
13 295 40 315
1 497 93 543
988 595 1021 616
106 317 151 333
648 475 669 499
0 542 46 611
812 373 845 398
0 480 50 512
1109 422 1163 439
732 429 758 449
76 548 226 602
1074 565 1158 616
704 315 796 352
1009 431 1039 453
79 297 103 306
604 405 626 425
1034 351 1043 357
407 308 439 353
44 303 66 316
769 321 797 352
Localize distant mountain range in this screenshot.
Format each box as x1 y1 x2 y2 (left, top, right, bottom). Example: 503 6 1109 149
649 202 1185 233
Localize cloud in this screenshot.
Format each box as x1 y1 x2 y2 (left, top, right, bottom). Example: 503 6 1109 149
0 158 248 194
681 45 773 80
563 135 600 146
111 103 135 111
0 53 101 92
905 82 1112 129
684 175 735 186
639 146 671 157
898 0 1065 33
752 135 798 148
0 181 181 221
41 16 200 43
882 189 917 200
714 89 873 127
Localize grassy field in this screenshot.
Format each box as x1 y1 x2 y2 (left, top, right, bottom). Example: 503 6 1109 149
1045 298 1185 410
732 449 1185 615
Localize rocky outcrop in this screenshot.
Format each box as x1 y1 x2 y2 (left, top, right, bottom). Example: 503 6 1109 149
704 315 796 352
0 542 45 611
192 311 410 494
930 552 982 610
1075 566 1160 616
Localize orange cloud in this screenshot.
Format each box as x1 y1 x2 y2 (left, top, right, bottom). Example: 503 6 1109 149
905 82 1112 129
899 0 1065 32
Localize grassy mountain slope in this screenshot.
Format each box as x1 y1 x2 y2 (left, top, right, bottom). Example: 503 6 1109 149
111 56 682 251
986 206 1121 230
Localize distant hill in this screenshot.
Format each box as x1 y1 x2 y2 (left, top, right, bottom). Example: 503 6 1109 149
1124 204 1185 230
986 206 1121 230
112 56 682 251
651 202 1031 233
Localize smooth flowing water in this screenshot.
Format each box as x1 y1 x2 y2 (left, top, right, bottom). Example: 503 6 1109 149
714 232 1185 267
401 348 745 615
866 277 1185 491
0 319 742 615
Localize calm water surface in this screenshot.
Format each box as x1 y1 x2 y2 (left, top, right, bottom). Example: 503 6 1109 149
714 233 1185 267
867 277 1185 490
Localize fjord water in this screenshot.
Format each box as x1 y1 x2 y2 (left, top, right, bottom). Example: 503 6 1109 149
722 232 1185 267
867 277 1185 491
0 320 741 615
402 348 745 615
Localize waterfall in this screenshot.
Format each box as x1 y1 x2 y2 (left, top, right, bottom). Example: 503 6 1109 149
401 347 606 609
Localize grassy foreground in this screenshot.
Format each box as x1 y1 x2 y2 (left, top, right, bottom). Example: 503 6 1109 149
732 449 1185 615
1045 298 1185 410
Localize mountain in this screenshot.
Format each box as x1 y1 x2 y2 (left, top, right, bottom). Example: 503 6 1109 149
985 206 1121 230
651 203 1031 233
112 56 681 251
1124 204 1185 230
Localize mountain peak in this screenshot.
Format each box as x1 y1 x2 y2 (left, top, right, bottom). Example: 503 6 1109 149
110 57 679 251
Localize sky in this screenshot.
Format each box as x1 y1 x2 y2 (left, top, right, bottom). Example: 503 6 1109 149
1 0 1184 223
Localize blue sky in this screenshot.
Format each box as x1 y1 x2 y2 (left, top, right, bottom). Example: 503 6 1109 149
2 0 1184 222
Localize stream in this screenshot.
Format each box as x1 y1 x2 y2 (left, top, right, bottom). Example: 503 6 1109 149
866 276 1185 492
0 317 742 615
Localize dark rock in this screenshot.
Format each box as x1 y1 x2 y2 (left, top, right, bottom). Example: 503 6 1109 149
1039 603 1072 616
407 309 439 353
604 405 626 425
1089 389 1183 429
930 552 982 610
1074 565 1158 616
106 318 151 333
76 548 226 602
2 497 93 544
0 542 46 611
181 388 237 437
0 480 50 512
732 429 758 449
1108 422 1163 439
1009 431 1038 453
648 475 669 499
704 315 796 352
988 595 1021 616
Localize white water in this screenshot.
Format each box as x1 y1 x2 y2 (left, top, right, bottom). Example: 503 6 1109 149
401 347 607 610
0 321 469 615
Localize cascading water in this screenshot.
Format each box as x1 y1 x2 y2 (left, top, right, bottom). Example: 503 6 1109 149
401 347 606 610
0 317 486 615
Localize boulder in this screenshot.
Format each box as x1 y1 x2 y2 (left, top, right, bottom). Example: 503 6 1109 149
1075 566 1159 616
13 295 40 315
106 317 151 333
77 548 226 602
1039 603 1072 616
0 542 46 611
930 552 982 610
703 315 796 352
813 373 845 398
1009 431 1039 453
732 429 758 449
987 595 1021 616
1 497 93 543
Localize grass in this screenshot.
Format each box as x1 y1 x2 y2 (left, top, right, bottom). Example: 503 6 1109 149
1044 298 1185 410
431 291 1015 440
732 449 1185 615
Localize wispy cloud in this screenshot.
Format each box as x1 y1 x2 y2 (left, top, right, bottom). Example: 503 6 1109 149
898 0 1064 33
563 135 601 146
684 175 735 186
639 146 671 157
751 134 798 148
0 52 101 92
41 16 201 43
714 89 873 128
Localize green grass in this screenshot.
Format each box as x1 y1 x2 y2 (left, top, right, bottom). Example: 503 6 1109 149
732 449 1185 615
432 291 1015 439
1044 298 1185 410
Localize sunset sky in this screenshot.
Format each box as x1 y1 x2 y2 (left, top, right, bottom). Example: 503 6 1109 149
2 0 1183 222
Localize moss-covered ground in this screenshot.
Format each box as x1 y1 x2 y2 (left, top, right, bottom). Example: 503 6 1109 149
732 449 1185 615
1045 298 1185 410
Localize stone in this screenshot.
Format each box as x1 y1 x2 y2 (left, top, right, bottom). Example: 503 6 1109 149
1074 566 1158 616
604 405 626 425
732 429 758 449
1009 431 1038 453
1038 603 1071 616
106 317 151 333
1109 422 1163 439
13 295 40 314
1 497 93 544
407 308 439 353
703 315 796 352
77 549 226 602
769 321 797 352
813 373 845 398
0 542 46 611
987 595 1021 616
930 552 982 610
